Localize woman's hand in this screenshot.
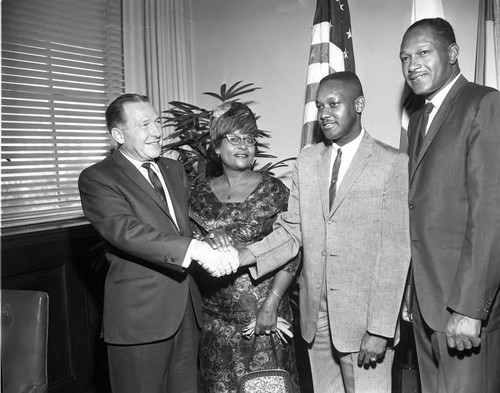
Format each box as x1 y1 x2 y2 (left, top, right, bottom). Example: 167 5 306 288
242 293 293 343
243 317 293 343
254 297 279 336
204 229 232 252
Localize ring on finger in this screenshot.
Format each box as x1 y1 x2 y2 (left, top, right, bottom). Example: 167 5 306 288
370 357 377 362
209 233 215 239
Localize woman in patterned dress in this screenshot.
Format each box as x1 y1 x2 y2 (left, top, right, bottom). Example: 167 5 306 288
189 101 300 393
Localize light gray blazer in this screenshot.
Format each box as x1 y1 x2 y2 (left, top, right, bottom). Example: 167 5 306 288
249 132 411 352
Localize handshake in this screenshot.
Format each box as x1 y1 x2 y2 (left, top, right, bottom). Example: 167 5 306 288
190 237 241 277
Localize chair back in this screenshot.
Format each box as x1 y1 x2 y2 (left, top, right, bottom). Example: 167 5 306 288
1 290 49 393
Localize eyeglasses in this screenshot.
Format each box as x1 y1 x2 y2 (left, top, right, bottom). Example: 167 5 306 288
224 134 258 147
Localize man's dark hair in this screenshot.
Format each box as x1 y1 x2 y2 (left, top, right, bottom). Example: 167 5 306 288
105 94 150 133
319 71 364 97
405 17 457 48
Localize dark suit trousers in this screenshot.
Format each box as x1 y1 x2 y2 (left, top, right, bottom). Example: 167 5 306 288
107 295 200 393
412 290 500 393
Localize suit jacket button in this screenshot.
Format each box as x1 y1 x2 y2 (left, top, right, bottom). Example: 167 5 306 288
321 250 326 256
409 204 414 209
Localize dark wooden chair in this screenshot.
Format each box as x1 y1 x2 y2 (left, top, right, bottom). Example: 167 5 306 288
2 290 49 393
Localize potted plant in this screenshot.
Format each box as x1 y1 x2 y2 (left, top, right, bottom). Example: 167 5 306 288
161 81 295 184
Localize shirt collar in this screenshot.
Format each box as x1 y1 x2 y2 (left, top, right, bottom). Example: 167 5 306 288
333 128 364 154
119 149 159 171
427 73 461 110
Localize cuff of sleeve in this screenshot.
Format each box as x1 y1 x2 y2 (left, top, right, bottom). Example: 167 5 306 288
182 239 197 268
244 248 258 279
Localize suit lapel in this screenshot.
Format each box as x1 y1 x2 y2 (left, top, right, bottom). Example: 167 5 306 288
410 76 468 183
112 150 179 230
317 144 332 218
329 133 372 217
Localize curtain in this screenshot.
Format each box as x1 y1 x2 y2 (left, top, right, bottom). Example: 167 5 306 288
122 0 194 116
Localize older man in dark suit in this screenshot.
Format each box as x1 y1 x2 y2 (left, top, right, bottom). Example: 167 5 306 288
400 18 500 393
78 94 237 393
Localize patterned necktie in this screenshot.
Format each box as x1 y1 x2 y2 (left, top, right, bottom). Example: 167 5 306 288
329 148 342 209
415 102 434 156
142 162 169 210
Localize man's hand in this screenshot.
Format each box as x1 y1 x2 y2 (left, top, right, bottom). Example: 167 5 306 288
445 312 481 351
224 245 240 273
237 247 257 267
192 240 239 277
357 332 388 367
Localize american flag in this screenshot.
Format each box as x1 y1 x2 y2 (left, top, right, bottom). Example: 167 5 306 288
301 0 355 147
474 0 500 90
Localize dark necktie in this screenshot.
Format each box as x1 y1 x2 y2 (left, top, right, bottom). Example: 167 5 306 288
329 148 342 209
415 102 434 156
142 162 169 209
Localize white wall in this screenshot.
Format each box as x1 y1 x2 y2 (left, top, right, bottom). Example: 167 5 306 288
191 0 478 180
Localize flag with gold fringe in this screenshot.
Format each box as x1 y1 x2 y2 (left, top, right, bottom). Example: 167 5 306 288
301 0 355 147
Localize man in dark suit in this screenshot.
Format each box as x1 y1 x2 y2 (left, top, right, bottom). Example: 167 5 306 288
400 18 500 393
78 94 237 393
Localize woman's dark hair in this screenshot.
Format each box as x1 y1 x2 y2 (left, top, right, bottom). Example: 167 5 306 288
209 101 258 148
206 101 258 178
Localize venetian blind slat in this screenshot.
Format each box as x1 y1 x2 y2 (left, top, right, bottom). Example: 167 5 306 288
1 0 123 232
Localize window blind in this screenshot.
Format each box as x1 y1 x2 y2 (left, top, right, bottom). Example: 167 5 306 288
1 0 124 232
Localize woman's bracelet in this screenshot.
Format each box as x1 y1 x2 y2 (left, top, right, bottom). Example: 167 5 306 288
269 290 282 301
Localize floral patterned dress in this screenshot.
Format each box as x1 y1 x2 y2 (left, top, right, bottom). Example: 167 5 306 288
189 173 300 393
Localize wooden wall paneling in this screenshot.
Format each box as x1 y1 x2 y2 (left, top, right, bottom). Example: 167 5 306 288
1 225 109 393
3 265 74 388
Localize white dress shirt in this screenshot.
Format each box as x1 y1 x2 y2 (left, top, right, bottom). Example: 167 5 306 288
119 150 202 268
119 150 180 230
425 73 461 135
329 128 365 192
